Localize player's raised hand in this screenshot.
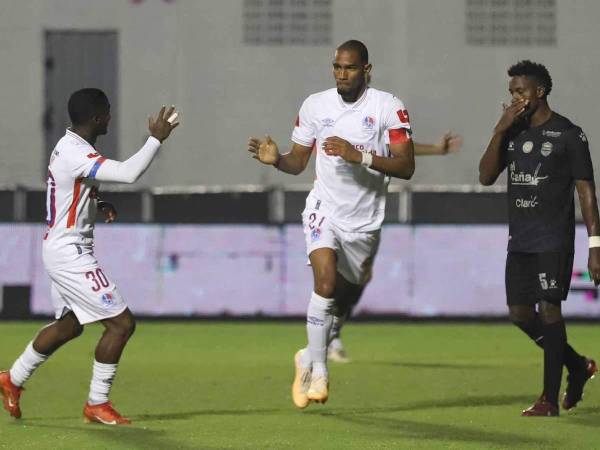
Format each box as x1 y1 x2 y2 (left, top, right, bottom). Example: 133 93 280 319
322 136 361 163
247 135 280 165
148 105 180 143
494 99 528 134
435 132 462 154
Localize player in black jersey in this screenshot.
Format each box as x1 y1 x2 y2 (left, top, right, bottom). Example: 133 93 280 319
479 60 599 416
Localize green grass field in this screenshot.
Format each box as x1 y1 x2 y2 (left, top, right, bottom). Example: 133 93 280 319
1 322 599 449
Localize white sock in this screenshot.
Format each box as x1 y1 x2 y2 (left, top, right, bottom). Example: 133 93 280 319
9 342 49 387
306 291 333 378
88 360 118 405
299 347 312 368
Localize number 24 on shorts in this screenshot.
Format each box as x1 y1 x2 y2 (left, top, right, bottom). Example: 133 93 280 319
308 212 325 230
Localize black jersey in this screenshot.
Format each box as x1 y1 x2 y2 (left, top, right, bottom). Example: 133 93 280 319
504 112 594 252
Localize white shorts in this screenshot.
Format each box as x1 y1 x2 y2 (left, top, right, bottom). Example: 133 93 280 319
302 203 380 286
43 245 127 324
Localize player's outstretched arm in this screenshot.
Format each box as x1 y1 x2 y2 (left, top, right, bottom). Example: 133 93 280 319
322 136 415 179
247 136 312 175
576 180 600 286
94 106 180 184
414 132 462 156
479 100 527 185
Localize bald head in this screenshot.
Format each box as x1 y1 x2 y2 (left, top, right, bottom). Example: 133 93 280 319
336 40 368 65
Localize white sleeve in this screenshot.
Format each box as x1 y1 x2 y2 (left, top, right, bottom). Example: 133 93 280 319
93 137 162 183
384 96 412 131
291 98 316 148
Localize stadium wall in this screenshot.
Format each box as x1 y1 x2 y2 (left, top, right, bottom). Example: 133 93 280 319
1 223 598 319
1 1 599 188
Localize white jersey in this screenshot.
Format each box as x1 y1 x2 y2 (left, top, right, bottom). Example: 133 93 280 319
43 129 107 256
292 87 411 232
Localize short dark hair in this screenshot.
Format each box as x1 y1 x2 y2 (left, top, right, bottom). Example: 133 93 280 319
68 88 110 125
507 60 553 97
337 40 369 64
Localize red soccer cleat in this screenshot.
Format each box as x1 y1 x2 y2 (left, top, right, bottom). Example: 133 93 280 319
562 358 598 411
83 401 131 425
522 395 559 417
0 371 24 419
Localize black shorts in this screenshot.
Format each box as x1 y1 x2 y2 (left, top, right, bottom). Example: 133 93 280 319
505 252 574 306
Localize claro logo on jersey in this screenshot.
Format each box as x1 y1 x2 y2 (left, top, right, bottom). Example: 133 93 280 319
509 162 548 186
515 195 539 209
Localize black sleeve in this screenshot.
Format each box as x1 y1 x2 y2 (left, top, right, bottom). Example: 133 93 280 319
566 127 594 181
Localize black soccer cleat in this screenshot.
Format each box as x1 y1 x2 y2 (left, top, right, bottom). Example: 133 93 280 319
562 358 598 411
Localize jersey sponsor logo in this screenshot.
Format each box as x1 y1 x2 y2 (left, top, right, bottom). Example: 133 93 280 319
87 152 100 158
510 162 548 186
507 141 515 151
321 118 335 128
541 141 553 157
542 130 562 138
522 141 534 153
515 195 538 208
362 116 375 130
579 131 588 142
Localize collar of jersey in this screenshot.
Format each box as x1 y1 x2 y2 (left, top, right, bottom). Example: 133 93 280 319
337 87 369 110
66 128 94 148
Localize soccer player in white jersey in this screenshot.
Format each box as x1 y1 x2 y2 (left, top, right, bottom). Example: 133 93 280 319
0 88 179 425
247 40 415 408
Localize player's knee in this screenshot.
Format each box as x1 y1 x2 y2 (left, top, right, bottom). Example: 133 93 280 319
507 305 535 324
70 323 84 339
118 316 136 339
539 301 563 325
314 280 336 298
126 317 136 338
107 314 136 340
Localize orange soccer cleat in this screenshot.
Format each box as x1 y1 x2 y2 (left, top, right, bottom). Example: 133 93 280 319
83 401 131 425
0 371 24 419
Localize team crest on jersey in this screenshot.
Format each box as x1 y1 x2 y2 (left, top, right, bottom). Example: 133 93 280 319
362 116 375 130
101 292 115 307
321 118 335 128
507 141 515 151
580 131 588 142
541 141 553 157
311 227 321 242
522 141 534 154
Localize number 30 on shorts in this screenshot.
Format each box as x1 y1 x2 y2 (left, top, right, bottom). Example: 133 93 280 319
85 268 110 292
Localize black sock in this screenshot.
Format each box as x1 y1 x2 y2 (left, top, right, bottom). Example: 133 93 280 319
514 318 584 373
543 320 566 406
